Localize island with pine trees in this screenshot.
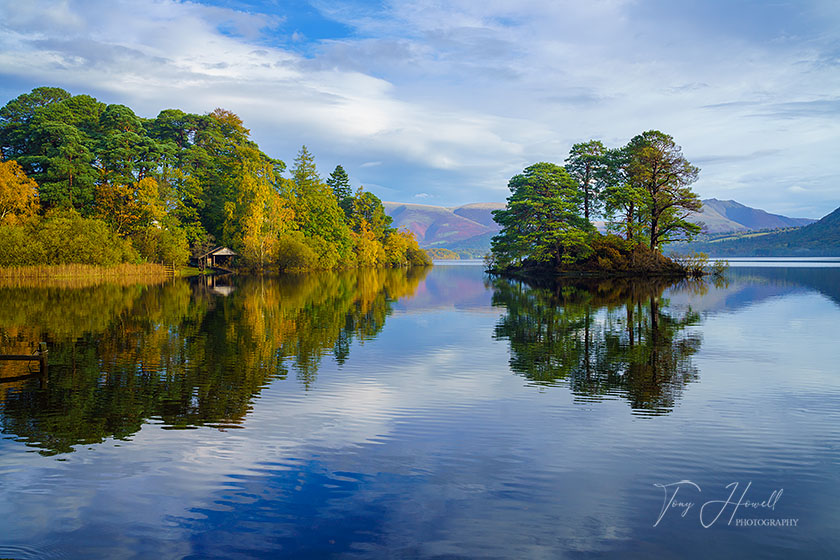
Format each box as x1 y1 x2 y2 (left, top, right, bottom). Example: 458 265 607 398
487 131 720 278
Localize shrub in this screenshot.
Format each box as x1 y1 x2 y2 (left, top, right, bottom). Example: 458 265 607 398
0 224 45 266
131 223 190 265
709 258 729 277
0 210 139 267
276 232 319 272
37 211 139 265
671 252 708 278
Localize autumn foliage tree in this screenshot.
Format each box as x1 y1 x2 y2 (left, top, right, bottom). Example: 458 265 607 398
0 159 39 225
0 87 430 272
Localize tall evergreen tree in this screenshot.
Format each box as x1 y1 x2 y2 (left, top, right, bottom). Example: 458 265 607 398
490 162 591 268
326 164 353 216
291 145 320 197
624 131 701 251
291 146 353 267
565 140 607 223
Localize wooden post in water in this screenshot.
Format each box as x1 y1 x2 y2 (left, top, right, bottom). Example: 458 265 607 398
38 342 48 375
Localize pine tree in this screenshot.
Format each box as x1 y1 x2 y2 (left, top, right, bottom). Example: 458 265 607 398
326 164 352 216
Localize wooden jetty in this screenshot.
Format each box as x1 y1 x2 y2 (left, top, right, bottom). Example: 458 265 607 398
0 342 48 381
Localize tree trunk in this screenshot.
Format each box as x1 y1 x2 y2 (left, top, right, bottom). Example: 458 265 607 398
649 216 658 251
625 201 634 241
583 181 590 223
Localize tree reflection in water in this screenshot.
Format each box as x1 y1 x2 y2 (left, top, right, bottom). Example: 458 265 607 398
0 267 429 455
491 276 704 415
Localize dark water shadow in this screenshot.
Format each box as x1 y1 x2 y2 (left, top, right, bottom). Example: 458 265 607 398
491 276 705 415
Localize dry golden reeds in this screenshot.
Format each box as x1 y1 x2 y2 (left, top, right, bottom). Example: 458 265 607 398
0 263 172 288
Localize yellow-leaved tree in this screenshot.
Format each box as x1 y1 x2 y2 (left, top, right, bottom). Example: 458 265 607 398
95 176 166 236
0 159 39 225
228 153 295 270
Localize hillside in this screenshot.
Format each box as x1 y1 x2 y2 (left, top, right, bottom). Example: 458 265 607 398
452 203 506 228
669 206 840 256
690 199 815 233
384 202 504 257
384 199 815 258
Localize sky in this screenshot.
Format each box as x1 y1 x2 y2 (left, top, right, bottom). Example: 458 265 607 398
0 0 838 218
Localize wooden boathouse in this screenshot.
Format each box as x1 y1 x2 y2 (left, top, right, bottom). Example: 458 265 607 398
197 247 238 273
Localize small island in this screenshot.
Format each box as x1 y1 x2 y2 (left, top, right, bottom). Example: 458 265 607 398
486 131 721 279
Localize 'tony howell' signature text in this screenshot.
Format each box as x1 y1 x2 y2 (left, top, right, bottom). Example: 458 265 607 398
653 480 798 528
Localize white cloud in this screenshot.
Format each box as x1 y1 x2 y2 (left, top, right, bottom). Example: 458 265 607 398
0 0 838 215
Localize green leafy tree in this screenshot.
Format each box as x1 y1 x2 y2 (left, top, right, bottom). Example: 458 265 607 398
565 140 607 223
625 131 701 251
148 110 209 244
31 121 98 211
0 86 71 161
291 146 353 267
95 104 167 186
291 145 320 197
350 188 393 237
600 147 646 242
491 162 592 268
0 91 104 212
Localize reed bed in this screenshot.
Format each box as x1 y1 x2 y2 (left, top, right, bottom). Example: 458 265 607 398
0 263 172 288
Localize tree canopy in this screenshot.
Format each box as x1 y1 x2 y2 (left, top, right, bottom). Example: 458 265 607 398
491 163 591 268
0 87 430 271
490 130 702 275
624 131 701 250
565 140 607 223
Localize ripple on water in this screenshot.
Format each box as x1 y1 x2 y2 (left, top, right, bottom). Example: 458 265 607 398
0 266 838 558
0 545 70 560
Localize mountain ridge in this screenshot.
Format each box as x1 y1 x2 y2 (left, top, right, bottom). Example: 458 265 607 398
693 198 815 233
669 205 840 256
384 199 820 258
383 202 504 250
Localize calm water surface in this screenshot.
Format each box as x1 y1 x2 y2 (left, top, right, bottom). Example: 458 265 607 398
0 263 838 558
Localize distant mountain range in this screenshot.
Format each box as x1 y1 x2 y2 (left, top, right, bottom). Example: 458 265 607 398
382 202 505 257
670 205 840 256
690 199 815 233
384 199 820 258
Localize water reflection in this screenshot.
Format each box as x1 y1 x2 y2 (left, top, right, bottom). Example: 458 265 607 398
491 277 703 415
0 267 429 454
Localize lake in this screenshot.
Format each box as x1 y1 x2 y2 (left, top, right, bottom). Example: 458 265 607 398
0 262 838 558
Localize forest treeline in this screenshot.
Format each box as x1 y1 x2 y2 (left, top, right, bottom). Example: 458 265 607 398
490 131 703 275
0 87 430 270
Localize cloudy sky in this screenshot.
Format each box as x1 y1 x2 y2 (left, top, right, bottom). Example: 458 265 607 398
1 0 838 217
